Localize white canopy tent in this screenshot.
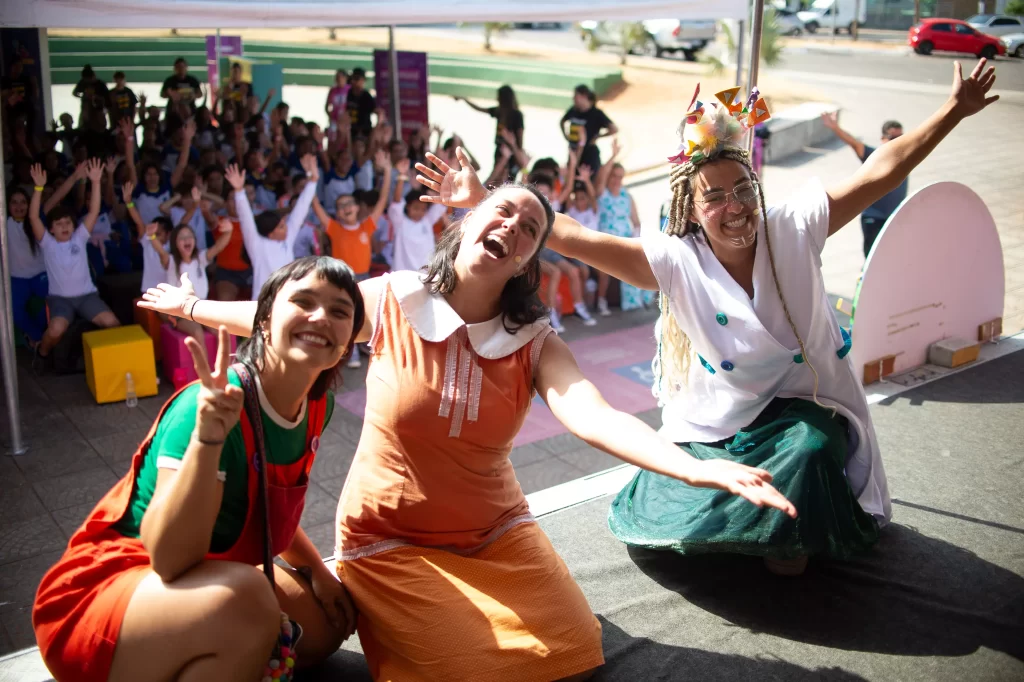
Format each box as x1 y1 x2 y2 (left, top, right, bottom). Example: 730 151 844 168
0 0 765 455
2 1 749 28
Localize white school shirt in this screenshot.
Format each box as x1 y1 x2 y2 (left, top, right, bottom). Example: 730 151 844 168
235 180 317 299
135 187 171 226
6 216 46 279
373 215 393 267
641 178 890 524
167 251 210 300
39 225 96 298
169 206 208 250
141 236 168 293
387 201 447 273
567 206 598 231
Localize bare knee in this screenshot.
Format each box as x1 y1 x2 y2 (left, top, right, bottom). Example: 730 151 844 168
93 311 120 328
200 562 281 645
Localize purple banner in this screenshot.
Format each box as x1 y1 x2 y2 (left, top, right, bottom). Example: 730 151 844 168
206 35 243 107
372 50 429 139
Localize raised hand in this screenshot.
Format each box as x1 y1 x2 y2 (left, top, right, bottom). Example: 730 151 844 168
30 163 47 188
610 137 622 158
138 272 198 318
139 92 147 109
577 164 593 182
300 153 320 182
394 158 411 176
225 164 246 192
949 58 998 118
820 111 840 131
499 128 518 148
122 180 135 201
73 161 89 180
415 147 486 209
191 185 202 204
105 156 118 176
145 222 159 237
373 148 392 170
689 459 797 518
119 118 135 146
216 217 233 234
189 327 245 445
86 158 104 183
498 144 513 161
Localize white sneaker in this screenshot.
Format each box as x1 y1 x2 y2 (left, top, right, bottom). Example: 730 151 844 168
597 298 611 317
575 303 597 327
549 310 565 333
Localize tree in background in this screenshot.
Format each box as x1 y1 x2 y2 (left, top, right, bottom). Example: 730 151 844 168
582 21 650 66
482 22 514 51
1006 0 1024 15
703 9 783 80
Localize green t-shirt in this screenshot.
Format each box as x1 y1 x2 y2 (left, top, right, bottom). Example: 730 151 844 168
114 368 334 553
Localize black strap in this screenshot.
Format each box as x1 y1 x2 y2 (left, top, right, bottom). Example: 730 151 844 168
232 362 275 588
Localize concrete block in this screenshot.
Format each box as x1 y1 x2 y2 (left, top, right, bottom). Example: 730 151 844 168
764 102 841 163
928 338 980 369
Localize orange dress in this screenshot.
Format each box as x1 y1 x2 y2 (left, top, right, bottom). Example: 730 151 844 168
336 271 603 681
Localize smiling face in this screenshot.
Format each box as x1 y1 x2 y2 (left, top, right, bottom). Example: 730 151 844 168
335 195 359 225
144 166 161 191
8 192 28 222
607 165 626 194
174 226 197 260
690 158 761 254
456 187 549 282
50 216 76 242
264 271 355 373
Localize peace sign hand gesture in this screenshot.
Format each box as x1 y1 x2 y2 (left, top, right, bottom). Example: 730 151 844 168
189 326 244 445
949 58 999 118
415 147 486 209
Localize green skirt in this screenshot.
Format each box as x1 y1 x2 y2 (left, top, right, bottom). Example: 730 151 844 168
609 398 879 560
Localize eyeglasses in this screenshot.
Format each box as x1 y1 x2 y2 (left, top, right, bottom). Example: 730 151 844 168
696 183 759 211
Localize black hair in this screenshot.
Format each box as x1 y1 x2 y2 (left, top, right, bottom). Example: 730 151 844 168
152 215 174 235
403 189 428 217
351 67 367 81
574 84 596 104
422 183 555 334
497 85 519 112
255 209 284 237
201 164 226 181
46 205 76 229
359 189 379 207
81 64 95 79
526 172 553 191
113 71 126 80
236 256 365 400
7 187 37 255
140 161 163 186
174 57 187 67
174 181 193 198
881 120 903 137
532 157 560 174
167 223 201 283
336 68 349 78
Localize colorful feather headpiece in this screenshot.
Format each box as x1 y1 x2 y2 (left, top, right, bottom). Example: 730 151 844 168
667 84 771 165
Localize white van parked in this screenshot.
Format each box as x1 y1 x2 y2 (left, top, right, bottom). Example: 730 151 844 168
798 0 868 35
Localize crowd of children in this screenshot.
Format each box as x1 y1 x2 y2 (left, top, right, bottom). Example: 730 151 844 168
3 53 649 371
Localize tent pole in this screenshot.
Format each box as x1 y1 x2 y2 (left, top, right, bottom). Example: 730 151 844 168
0 103 27 456
214 28 222 113
745 0 765 152
388 26 401 140
734 18 745 87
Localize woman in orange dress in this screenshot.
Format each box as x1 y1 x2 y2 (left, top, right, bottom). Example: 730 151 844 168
146 148 796 682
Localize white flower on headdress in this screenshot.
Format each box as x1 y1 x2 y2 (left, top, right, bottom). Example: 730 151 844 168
668 85 772 165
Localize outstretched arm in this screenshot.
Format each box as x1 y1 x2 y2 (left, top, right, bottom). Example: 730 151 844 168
549 212 657 290
28 165 48 243
43 162 87 215
536 335 797 517
820 111 866 159
81 159 104 234
826 59 998 237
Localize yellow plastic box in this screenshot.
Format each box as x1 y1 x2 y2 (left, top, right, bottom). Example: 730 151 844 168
83 325 158 404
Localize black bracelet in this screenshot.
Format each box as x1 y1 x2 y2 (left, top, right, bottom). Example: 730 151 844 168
188 297 199 322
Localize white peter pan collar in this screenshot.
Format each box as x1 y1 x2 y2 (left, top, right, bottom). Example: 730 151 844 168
388 270 551 360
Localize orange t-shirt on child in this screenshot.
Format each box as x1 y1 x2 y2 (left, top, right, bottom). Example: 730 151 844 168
326 217 376 275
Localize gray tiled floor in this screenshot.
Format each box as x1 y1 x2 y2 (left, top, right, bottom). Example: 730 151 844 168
0 304 658 655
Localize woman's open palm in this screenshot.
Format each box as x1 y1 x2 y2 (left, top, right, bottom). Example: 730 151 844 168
692 459 798 518
415 147 486 209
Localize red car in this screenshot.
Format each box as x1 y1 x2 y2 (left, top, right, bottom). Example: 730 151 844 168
909 18 1006 58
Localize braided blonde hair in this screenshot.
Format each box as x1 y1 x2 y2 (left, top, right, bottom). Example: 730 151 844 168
654 146 831 412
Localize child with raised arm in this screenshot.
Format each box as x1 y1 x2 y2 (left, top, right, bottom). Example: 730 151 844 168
162 217 233 346
28 161 120 362
226 155 319 298
124 181 172 295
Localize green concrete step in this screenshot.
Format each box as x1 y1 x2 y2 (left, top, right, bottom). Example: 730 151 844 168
48 36 621 108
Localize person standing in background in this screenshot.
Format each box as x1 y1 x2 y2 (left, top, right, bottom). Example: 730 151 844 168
560 84 616 174
820 113 908 259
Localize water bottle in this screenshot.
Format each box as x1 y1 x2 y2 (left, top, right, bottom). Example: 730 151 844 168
125 372 138 408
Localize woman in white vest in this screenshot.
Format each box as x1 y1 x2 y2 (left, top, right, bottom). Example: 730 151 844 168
540 60 996 575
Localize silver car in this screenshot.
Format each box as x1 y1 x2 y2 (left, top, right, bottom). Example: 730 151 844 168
966 14 1024 38
1002 32 1024 57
